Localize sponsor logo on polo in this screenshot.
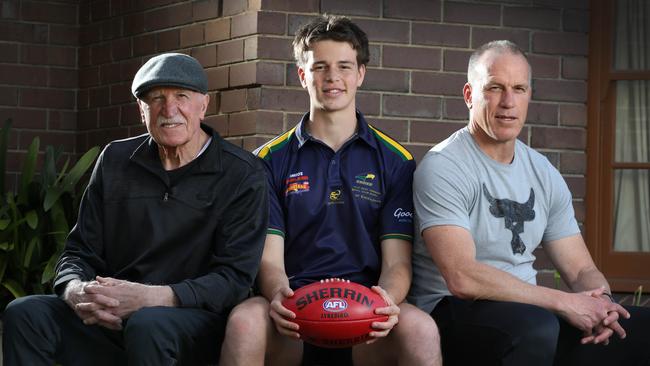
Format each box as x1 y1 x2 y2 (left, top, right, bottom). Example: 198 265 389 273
285 172 310 196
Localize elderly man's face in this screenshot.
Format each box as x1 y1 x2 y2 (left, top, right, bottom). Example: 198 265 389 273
137 87 209 149
464 51 531 144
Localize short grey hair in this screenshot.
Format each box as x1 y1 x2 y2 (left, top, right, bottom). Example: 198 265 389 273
467 40 532 86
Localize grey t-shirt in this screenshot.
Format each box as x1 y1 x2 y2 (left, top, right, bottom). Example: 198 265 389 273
408 127 580 313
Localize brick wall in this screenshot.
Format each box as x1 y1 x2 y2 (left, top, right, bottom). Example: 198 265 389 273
3 0 590 282
0 0 79 189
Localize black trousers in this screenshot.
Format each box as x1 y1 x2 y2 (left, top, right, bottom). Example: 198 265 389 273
432 296 650 366
3 295 227 366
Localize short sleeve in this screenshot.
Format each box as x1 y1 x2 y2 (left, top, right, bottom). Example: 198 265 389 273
543 164 581 242
380 159 416 241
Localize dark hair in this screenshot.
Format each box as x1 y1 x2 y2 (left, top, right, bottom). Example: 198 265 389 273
468 40 531 85
293 14 369 67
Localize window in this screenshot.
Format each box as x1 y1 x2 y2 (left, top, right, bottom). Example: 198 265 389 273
587 0 650 291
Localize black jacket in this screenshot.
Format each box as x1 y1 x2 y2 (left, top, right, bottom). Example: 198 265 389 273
54 124 268 314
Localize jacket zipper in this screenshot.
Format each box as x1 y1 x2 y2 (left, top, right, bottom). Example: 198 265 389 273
163 192 169 202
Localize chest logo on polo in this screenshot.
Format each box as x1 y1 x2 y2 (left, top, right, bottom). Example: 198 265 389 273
352 172 382 204
285 171 310 196
328 189 345 205
483 183 535 255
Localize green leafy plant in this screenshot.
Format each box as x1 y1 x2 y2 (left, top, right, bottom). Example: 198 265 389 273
0 119 100 310
633 285 644 306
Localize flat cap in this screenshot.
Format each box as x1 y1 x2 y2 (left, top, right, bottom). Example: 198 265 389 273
131 53 208 98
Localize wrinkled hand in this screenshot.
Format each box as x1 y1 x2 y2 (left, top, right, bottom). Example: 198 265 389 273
79 276 153 320
63 279 122 330
269 285 300 339
367 285 400 343
579 287 630 345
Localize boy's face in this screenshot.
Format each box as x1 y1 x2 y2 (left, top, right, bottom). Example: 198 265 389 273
298 40 366 115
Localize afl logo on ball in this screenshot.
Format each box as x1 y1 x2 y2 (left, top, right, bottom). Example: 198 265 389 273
323 298 348 312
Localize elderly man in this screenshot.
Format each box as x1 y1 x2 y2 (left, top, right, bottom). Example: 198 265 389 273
408 40 650 365
3 53 267 365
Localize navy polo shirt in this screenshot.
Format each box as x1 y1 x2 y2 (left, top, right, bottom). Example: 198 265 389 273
255 112 415 289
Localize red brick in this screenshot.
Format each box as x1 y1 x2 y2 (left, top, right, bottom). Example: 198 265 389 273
206 92 219 115
526 102 558 126
157 29 180 52
90 0 110 21
233 11 286 38
384 95 441 119
220 89 248 113
412 72 465 96
368 44 380 67
21 1 77 24
192 0 219 22
528 55 560 79
259 87 309 112
19 131 76 153
49 110 77 130
207 66 229 90
368 118 408 141
77 89 89 110
563 9 589 33
321 0 380 17
562 57 588 80
22 45 76 67
404 143 430 163
353 19 410 43
412 23 469 48
124 12 146 35
0 43 18 63
444 2 500 25
531 126 586 150
533 32 588 56
534 0 588 9
0 22 48 43
503 6 561 30
79 47 91 67
472 28 530 51
0 64 48 86
180 24 204 47
232 12 258 38
77 109 99 131
573 200 585 223
361 69 409 93
99 63 120 84
205 18 230 42
218 40 244 65
0 87 18 106
49 68 78 88
133 33 156 57
411 121 464 144
247 87 261 110
254 36 293 61
192 45 217 67
203 114 229 136
50 25 78 46
80 23 101 45
86 127 130 150
229 110 284 136
145 3 192 32
120 59 142 83
286 64 301 87
111 83 133 104
89 86 110 108
534 79 587 102
288 14 317 36
230 61 285 87
444 97 468 120
383 46 441 70
80 66 100 88
2 0 18 19
121 103 141 125
560 152 586 174
223 0 248 15
258 0 318 13
356 92 380 116
99 106 120 128
444 50 472 72
111 38 132 60
0 108 47 129
91 43 112 64
565 176 585 199
384 0 441 21
20 88 74 109
559 104 586 127
101 18 123 41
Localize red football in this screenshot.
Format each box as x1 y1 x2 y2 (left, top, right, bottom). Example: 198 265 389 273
282 280 389 348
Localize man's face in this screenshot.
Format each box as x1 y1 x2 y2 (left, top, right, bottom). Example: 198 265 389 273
298 40 366 114
464 51 531 144
137 87 209 149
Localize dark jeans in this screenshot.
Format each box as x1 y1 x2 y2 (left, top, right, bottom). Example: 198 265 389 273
432 296 650 366
3 295 227 366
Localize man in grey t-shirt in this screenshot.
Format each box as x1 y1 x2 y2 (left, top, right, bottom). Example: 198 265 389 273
409 40 650 366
